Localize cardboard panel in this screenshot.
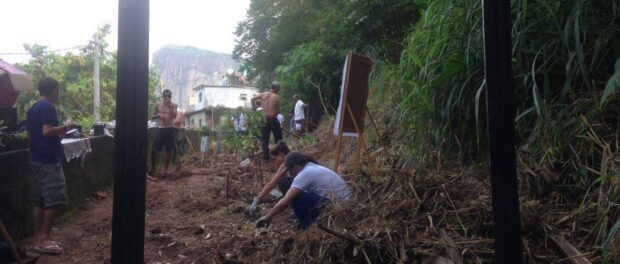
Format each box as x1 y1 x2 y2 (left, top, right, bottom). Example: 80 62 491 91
333 52 373 136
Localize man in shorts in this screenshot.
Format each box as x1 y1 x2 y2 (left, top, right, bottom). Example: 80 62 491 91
172 107 186 167
27 77 75 254
251 82 282 160
149 89 177 177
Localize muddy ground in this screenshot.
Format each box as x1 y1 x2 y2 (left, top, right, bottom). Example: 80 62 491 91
21 134 339 264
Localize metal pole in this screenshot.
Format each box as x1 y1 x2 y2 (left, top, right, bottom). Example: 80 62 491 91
94 34 101 123
112 0 149 262
482 0 523 262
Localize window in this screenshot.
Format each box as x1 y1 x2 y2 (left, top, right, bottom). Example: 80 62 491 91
239 93 247 101
199 92 202 102
199 119 202 127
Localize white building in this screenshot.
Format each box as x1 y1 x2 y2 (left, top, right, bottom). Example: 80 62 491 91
186 85 259 129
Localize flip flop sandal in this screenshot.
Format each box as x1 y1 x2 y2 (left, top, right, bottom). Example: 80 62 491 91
33 244 64 255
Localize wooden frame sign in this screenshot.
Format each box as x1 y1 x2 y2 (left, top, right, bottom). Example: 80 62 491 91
333 52 372 137
333 52 373 171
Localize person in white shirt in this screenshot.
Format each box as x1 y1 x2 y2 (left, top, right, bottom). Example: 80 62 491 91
256 152 351 229
293 95 307 134
276 113 285 130
246 142 290 216
231 108 247 134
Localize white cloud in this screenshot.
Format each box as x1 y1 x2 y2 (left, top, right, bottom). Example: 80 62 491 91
0 0 249 64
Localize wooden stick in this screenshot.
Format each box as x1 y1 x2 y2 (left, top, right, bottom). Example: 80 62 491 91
345 104 379 180
317 223 357 243
334 125 344 172
549 234 592 264
225 168 230 207
353 136 362 179
365 109 393 165
0 220 23 264
334 53 353 172
440 229 463 264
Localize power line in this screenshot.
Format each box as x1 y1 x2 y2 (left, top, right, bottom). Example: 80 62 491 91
0 44 88 56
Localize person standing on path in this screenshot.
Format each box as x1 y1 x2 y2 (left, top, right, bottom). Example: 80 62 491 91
277 113 285 131
293 95 307 135
149 89 177 177
172 107 186 168
251 82 282 160
27 77 76 254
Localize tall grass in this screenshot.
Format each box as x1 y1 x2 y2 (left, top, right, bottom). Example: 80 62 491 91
369 0 619 257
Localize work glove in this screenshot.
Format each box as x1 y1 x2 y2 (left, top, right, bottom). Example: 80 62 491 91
245 196 260 217
255 216 271 228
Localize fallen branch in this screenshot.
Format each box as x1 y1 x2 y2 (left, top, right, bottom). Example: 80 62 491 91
317 223 358 243
549 234 592 264
440 229 463 264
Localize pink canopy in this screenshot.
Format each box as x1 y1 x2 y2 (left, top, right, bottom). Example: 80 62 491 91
0 59 34 108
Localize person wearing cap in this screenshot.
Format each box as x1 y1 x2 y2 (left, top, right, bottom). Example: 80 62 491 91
251 82 282 160
246 141 291 216
256 152 351 229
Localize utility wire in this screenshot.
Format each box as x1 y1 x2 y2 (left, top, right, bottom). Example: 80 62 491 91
0 45 88 56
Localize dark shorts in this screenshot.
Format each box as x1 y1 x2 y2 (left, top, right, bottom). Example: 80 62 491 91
175 128 186 156
278 176 295 195
31 162 67 208
153 127 176 152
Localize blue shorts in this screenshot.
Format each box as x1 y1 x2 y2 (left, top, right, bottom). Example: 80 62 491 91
31 161 68 208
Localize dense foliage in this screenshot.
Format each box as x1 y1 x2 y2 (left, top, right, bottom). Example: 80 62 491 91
235 0 620 259
234 0 420 123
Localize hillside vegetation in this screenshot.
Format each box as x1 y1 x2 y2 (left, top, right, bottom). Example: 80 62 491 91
234 0 620 262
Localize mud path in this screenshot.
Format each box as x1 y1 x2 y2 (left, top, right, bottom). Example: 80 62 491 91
23 153 300 264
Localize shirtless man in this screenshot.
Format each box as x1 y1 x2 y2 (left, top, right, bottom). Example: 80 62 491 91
149 89 177 177
251 82 282 160
172 107 186 165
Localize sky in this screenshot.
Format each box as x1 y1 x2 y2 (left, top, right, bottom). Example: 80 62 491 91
0 0 250 64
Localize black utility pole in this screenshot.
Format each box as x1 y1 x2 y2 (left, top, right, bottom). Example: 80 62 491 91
111 0 149 262
482 0 523 263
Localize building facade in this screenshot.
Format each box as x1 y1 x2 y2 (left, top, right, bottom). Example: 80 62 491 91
185 85 258 129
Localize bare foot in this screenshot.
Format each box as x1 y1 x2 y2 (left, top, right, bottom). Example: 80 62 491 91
33 239 64 254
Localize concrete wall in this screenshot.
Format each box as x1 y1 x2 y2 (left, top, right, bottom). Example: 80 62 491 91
0 136 115 241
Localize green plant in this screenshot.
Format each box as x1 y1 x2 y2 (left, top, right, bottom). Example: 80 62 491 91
297 134 316 149
199 125 213 136
14 131 28 140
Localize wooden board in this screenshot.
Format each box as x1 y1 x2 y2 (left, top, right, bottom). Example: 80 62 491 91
333 52 373 137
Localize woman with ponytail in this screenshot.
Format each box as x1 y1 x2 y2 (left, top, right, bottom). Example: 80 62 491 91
256 152 351 229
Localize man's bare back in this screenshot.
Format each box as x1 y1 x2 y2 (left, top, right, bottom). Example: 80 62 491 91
173 109 185 128
154 102 177 127
258 92 280 117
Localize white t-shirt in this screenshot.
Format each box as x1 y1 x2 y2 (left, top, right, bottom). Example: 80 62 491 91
290 163 351 200
277 113 284 126
234 113 247 131
294 100 305 121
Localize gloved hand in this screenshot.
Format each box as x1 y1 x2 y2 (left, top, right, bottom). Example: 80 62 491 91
255 216 271 228
246 197 260 217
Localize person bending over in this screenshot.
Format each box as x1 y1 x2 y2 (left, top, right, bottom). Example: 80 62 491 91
246 142 290 216
256 152 351 229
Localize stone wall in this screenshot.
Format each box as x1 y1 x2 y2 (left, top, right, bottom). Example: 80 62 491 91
0 136 115 241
